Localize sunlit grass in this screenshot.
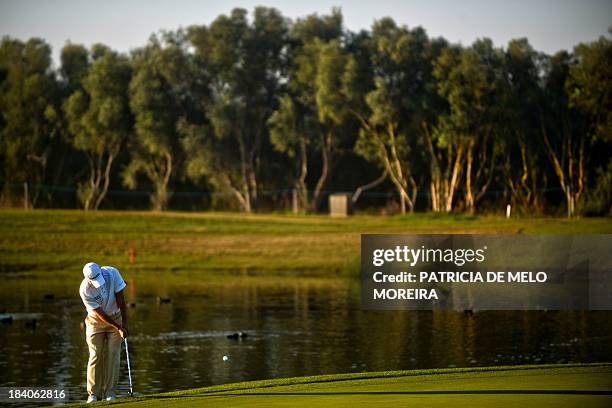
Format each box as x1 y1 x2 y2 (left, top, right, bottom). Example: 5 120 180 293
1 209 610 278
65 363 612 407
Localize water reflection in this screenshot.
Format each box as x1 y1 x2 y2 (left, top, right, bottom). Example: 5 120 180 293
0 276 611 404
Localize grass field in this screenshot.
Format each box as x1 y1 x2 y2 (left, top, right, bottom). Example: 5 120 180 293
68 364 612 407
1 209 611 278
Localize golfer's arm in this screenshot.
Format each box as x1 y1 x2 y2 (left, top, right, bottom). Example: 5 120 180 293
116 289 128 329
92 307 121 330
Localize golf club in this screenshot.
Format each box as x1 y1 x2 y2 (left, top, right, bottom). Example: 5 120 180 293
124 337 133 397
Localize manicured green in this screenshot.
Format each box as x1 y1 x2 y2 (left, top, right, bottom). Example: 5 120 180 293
1 209 611 278
69 364 612 407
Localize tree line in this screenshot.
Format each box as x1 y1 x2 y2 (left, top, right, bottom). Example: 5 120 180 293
1 8 610 215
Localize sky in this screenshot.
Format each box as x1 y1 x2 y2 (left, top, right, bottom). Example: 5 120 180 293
1 0 611 65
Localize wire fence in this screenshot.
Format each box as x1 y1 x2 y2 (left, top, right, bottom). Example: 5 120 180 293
0 181 566 197
0 180 566 212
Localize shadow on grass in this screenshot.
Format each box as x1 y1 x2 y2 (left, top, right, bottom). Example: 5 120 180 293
141 390 612 399
87 389 611 407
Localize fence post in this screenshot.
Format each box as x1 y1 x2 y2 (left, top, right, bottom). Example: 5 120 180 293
23 182 29 210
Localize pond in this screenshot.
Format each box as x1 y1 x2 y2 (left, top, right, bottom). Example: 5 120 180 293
1 274 611 404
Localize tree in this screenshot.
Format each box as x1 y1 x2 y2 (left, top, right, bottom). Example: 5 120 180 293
268 9 346 212
64 45 132 210
185 7 288 212
539 51 588 217
51 43 90 205
60 43 89 95
0 37 59 207
501 38 547 213
538 34 611 218
352 20 438 214
567 33 612 143
435 39 505 213
425 113 464 212
126 33 195 211
566 33 612 215
270 15 350 211
268 94 312 210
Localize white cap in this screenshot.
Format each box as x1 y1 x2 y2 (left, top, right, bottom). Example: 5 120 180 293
83 262 105 288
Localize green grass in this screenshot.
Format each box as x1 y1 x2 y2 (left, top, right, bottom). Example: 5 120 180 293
70 364 612 407
1 209 611 278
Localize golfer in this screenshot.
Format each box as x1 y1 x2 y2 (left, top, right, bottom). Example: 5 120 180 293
79 262 129 402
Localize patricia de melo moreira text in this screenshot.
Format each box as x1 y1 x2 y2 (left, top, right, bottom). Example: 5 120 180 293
370 245 548 300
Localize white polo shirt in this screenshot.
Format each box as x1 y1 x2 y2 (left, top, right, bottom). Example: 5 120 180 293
79 266 126 317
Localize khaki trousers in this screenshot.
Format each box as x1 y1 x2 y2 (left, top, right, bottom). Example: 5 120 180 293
85 314 122 399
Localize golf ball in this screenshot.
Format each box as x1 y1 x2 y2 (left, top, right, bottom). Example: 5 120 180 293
222 355 229 361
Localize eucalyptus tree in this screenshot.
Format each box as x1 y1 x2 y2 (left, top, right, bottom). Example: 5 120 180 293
566 33 612 215
185 7 288 212
351 19 440 213
268 94 312 210
567 33 612 143
267 9 348 212
501 38 546 213
0 37 60 206
126 33 195 211
54 43 90 199
434 39 505 213
60 43 89 95
539 51 586 217
539 33 611 217
64 44 132 210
